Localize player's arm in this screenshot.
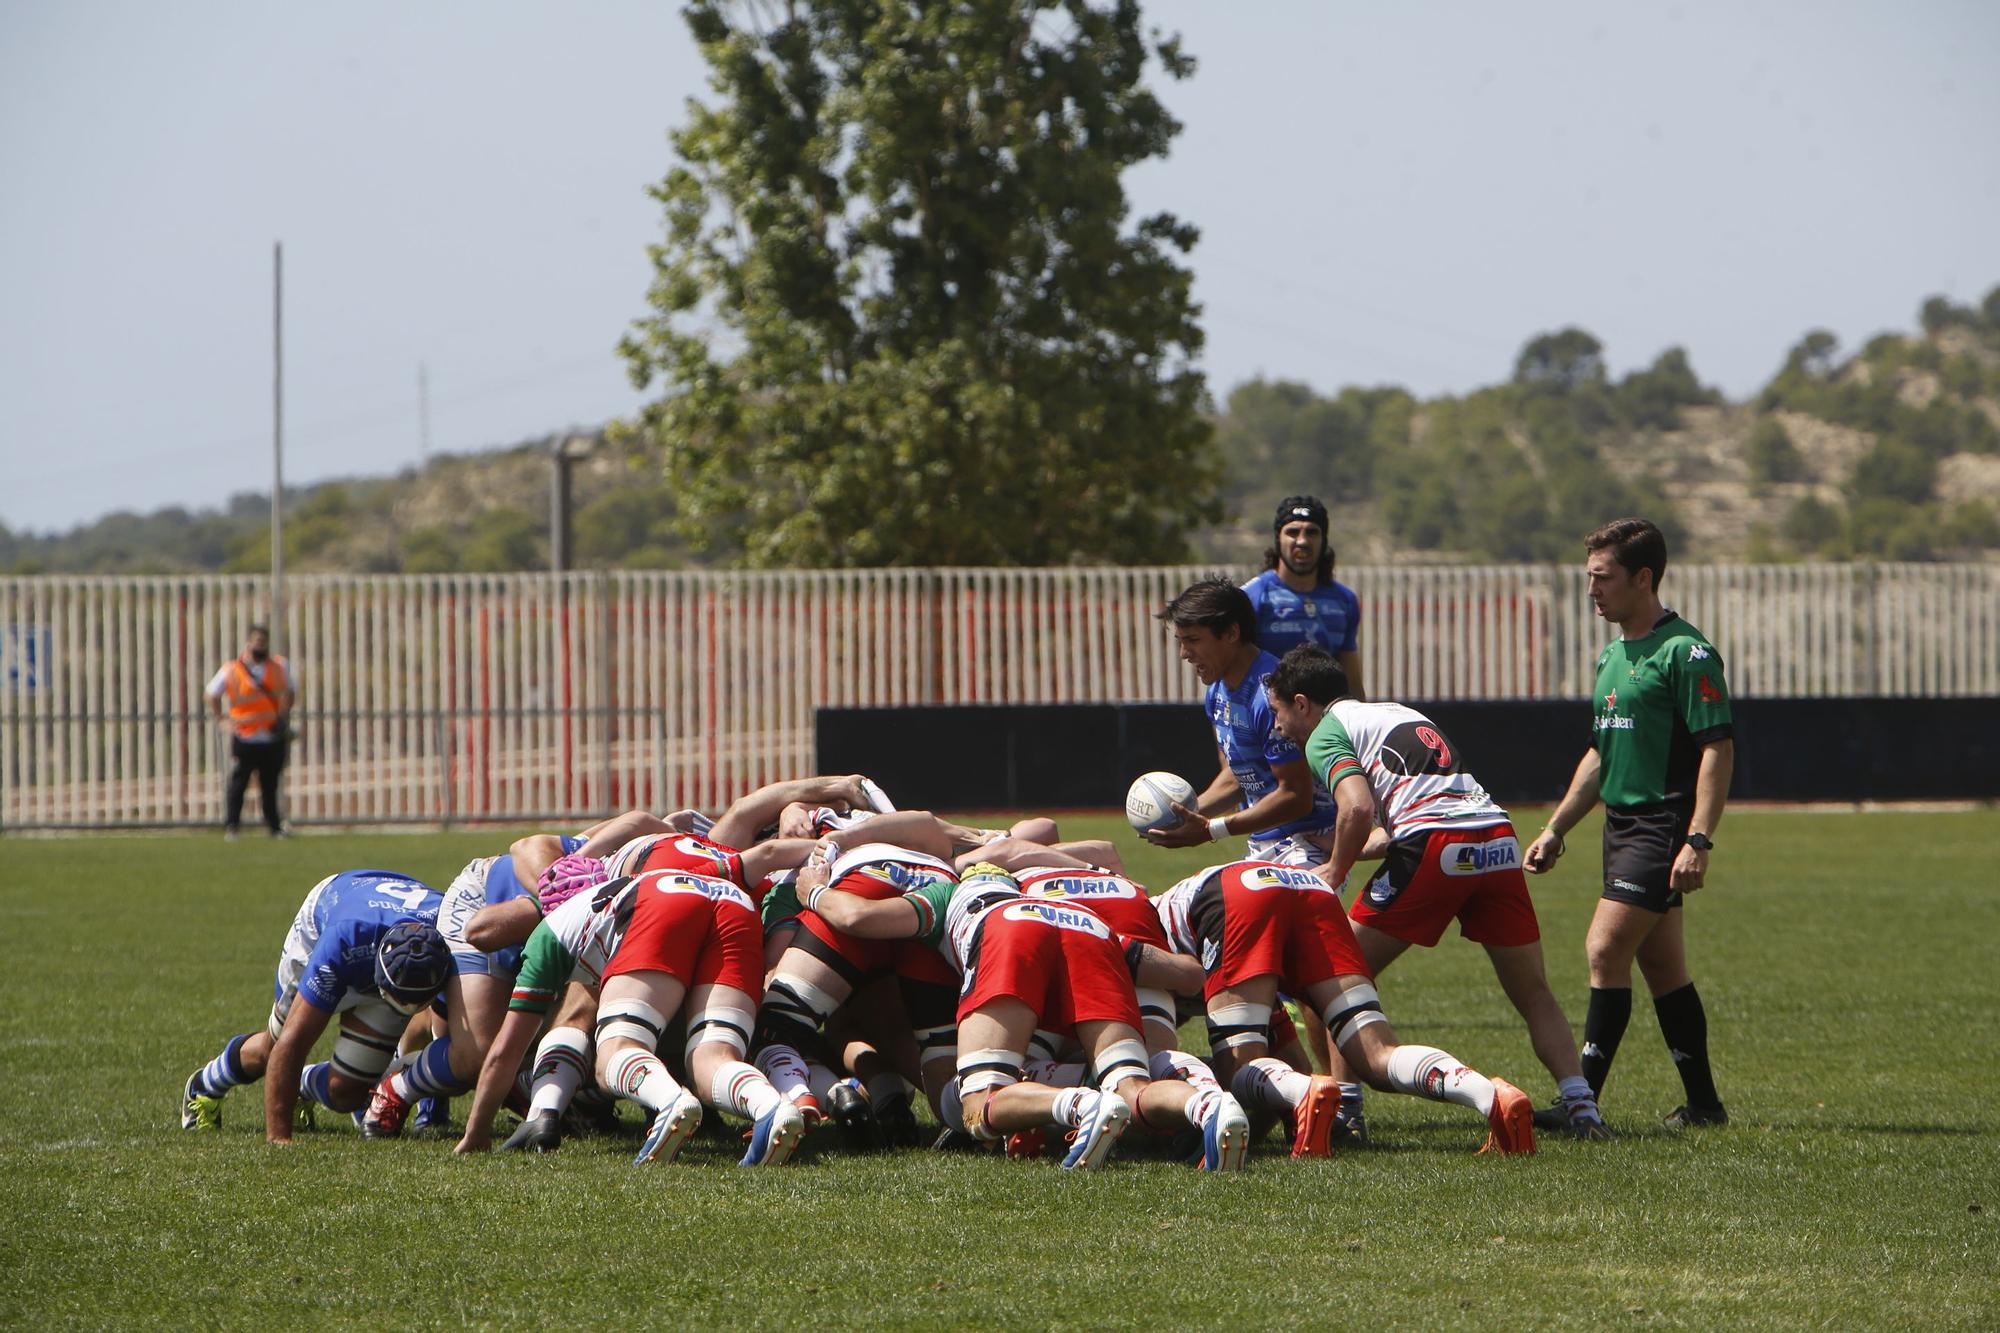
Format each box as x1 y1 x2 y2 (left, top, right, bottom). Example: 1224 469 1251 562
1671 739 1732 893
1192 744 1240 816
465 897 544 952
577 809 675 859
263 998 334 1145
1152 754 1315 848
795 851 926 939
1318 772 1378 890
709 774 876 850
507 834 568 889
1129 942 1205 996
1524 749 1602 874
454 1006 544 1153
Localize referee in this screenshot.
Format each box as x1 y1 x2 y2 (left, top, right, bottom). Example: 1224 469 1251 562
1523 517 1732 1129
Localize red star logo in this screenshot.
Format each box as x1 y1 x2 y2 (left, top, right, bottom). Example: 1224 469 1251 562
1604 689 1617 710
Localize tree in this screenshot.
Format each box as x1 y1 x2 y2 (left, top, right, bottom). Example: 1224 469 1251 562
1512 328 1606 393
617 0 1219 567
1615 346 1720 430
1746 417 1806 484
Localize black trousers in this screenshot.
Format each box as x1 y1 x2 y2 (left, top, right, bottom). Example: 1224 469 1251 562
225 736 287 831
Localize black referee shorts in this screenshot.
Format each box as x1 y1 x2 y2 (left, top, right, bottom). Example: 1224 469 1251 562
1600 803 1692 913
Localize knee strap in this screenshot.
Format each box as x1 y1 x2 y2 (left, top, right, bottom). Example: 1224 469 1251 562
1206 1001 1273 1052
595 997 669 1051
1321 983 1387 1048
1091 1037 1150 1094
956 1046 1025 1096
685 996 757 1060
331 1026 400 1082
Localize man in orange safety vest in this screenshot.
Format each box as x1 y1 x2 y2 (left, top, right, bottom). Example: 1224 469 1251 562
206 625 295 839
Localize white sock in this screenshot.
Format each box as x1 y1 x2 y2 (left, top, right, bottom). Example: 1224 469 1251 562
709 1059 783 1121
604 1048 685 1114
1181 1086 1222 1127
1385 1044 1495 1116
1149 1048 1221 1093
805 1060 840 1103
755 1044 814 1105
1232 1056 1311 1111
528 1028 590 1117
1051 1087 1090 1126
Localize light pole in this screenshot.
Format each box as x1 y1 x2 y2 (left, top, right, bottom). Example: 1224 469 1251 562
549 431 597 573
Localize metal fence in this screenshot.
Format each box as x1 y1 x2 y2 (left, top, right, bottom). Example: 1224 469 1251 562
3 563 1994 829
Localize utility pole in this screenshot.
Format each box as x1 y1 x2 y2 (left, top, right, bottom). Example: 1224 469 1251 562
549 431 595 573
271 241 285 654
418 360 432 461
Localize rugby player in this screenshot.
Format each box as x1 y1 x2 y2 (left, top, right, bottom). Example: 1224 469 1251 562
1266 645 1608 1139
592 869 806 1166
180 869 451 1144
361 833 587 1138
1243 495 1365 700
802 861 1252 1170
1524 517 1733 1130
1153 858 1536 1156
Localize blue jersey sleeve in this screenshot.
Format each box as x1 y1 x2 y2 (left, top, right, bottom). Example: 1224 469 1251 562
1334 583 1361 654
298 920 367 1011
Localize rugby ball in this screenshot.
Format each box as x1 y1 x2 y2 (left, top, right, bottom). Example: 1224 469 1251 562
1125 771 1195 834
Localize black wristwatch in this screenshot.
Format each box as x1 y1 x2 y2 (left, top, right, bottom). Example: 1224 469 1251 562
1685 832 1714 851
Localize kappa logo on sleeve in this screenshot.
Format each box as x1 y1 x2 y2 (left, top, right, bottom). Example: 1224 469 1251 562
1688 644 1710 661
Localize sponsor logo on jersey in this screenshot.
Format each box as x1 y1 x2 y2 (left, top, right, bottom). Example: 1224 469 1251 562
1365 869 1396 906
1274 602 1299 618
1002 900 1110 937
646 872 752 909
1688 644 1709 661
1240 865 1322 892
1025 876 1138 901
1698 673 1725 703
1594 713 1636 731
1200 938 1220 972
1440 836 1520 876
1604 689 1617 710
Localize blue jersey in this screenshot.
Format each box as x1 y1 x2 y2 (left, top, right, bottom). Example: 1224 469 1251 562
296 869 442 1013
1242 569 1361 660
1206 651 1338 838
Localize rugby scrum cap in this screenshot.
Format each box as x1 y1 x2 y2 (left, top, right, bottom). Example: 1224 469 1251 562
374 921 451 1009
1274 495 1329 534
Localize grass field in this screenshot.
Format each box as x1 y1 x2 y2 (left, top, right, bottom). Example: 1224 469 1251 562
4 809 1996 1329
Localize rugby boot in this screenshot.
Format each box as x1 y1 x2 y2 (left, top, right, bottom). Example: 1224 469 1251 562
361 1078 413 1140
1531 1095 1570 1133
1332 1098 1371 1149
410 1096 450 1135
739 1101 807 1167
1060 1091 1131 1170
292 1099 316 1134
634 1091 703 1165
826 1078 885 1151
1200 1094 1252 1172
1663 1101 1728 1128
499 1111 563 1153
1291 1075 1341 1158
875 1093 921 1148
1006 1127 1049 1160
1478 1077 1536 1155
1569 1105 1614 1141
181 1073 222 1131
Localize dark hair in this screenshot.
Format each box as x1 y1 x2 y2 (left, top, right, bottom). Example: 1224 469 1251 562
247 624 269 638
1158 578 1258 646
1262 494 1335 583
1584 517 1667 590
1267 645 1349 707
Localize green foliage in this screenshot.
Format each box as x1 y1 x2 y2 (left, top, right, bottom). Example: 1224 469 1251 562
8 816 2000 1326
1782 495 1841 555
1746 417 1806 485
1512 327 1606 393
1848 437 1937 504
1940 500 2000 553
1919 293 1979 336
1614 346 1720 429
572 485 686 569
1846 497 1938 560
617 0 1219 567
460 507 545 572
1213 379 1380 512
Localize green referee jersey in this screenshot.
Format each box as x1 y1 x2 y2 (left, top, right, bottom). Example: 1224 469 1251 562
1591 611 1734 809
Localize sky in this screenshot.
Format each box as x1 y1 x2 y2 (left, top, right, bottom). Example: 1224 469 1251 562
2 0 1996 535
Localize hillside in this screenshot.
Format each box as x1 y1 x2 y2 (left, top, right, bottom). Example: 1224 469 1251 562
5 289 1997 576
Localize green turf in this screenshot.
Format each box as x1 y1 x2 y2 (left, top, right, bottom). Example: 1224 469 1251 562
3 811 1996 1328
